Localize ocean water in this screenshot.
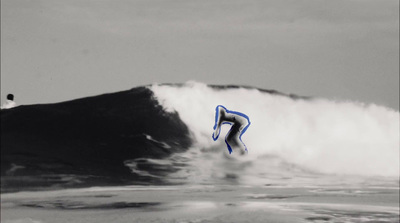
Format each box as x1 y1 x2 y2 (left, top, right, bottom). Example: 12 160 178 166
1 82 399 222
122 81 399 187
2 185 399 223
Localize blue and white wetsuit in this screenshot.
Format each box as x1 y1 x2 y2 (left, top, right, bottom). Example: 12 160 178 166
212 105 250 154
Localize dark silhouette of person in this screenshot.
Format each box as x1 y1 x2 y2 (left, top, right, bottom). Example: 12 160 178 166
212 105 250 154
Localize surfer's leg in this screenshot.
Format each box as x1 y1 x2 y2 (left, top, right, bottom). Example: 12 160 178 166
225 125 246 155
238 122 250 153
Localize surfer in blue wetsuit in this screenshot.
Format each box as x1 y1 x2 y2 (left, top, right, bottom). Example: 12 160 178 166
212 105 250 154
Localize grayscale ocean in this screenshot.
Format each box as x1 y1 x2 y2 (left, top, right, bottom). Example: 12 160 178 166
2 182 399 223
2 83 399 222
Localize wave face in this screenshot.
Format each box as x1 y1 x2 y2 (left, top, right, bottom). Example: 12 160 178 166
149 82 399 185
1 87 192 192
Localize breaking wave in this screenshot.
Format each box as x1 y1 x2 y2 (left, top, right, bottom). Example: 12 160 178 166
146 81 399 185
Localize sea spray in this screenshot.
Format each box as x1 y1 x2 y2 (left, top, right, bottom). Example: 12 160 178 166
149 81 399 179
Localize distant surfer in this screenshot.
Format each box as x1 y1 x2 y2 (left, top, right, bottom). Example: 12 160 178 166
212 105 250 154
1 94 17 109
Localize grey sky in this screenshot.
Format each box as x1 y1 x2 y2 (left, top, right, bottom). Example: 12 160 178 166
1 0 399 110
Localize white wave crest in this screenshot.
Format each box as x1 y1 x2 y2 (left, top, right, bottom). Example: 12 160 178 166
149 81 399 178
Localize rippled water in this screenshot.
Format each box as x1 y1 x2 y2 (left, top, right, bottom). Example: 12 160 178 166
2 184 399 223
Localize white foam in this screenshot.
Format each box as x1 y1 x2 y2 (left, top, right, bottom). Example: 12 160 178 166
149 81 399 178
1 100 17 109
